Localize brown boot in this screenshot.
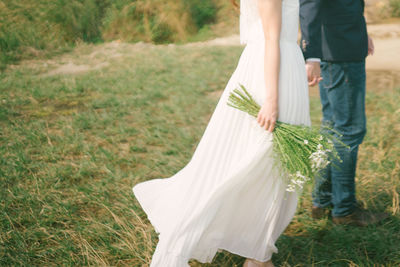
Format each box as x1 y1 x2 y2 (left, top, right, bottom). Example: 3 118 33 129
332 207 389 227
243 258 274 267
312 205 329 220
312 200 365 220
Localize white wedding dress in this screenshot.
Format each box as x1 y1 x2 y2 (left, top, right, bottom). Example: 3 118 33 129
132 0 311 265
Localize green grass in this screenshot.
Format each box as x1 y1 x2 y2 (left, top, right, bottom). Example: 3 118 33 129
0 43 399 266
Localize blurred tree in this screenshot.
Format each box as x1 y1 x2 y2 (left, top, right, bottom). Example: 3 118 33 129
390 0 400 17
101 0 196 43
183 0 217 29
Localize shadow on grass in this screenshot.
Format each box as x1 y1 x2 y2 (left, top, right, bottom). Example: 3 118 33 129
274 196 400 266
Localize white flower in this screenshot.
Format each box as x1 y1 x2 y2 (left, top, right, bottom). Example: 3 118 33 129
286 184 296 192
309 149 330 171
319 135 323 141
295 171 306 179
304 140 309 145
292 179 304 187
286 171 311 193
317 144 323 150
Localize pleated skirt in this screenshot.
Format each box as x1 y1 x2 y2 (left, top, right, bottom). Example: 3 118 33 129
133 39 311 266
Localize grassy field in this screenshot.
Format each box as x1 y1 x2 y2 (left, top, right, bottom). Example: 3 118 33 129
0 43 399 266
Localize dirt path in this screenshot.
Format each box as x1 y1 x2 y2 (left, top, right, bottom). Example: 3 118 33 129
191 23 400 71
22 22 399 90
189 23 400 90
363 23 400 90
365 23 400 72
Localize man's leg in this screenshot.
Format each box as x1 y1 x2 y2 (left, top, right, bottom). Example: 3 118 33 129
324 60 367 217
312 61 334 210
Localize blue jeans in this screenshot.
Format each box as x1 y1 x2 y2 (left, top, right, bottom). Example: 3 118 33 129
312 60 367 217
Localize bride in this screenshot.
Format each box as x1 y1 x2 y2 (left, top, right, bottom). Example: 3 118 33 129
132 0 311 266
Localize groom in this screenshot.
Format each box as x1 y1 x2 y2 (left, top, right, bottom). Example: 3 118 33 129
299 0 388 226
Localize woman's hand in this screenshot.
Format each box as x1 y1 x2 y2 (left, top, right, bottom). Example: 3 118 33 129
257 99 278 132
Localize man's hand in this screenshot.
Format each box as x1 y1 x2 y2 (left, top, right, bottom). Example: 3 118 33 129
368 35 374 56
305 61 323 86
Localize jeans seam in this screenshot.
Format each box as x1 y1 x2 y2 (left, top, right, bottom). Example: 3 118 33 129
347 64 354 143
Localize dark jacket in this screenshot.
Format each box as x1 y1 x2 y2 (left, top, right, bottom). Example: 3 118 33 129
299 0 368 62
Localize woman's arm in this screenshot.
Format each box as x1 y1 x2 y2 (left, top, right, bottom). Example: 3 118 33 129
256 0 282 132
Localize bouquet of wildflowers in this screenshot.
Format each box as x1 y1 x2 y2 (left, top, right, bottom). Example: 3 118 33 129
227 83 346 193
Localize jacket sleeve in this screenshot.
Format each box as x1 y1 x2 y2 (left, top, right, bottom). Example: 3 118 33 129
299 0 323 60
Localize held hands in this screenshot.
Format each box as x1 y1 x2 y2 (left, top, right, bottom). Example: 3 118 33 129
257 99 278 132
304 36 374 86
306 61 323 86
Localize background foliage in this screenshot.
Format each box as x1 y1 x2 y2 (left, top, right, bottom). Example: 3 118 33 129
2 0 400 69
0 0 236 69
389 0 400 17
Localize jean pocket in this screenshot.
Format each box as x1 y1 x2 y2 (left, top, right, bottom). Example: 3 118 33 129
321 62 332 89
321 62 345 90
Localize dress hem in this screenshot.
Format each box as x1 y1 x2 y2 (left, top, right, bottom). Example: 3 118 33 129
133 185 276 264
